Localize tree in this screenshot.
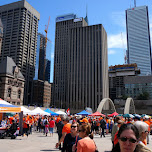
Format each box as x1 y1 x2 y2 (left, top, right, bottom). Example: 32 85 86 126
136 91 149 100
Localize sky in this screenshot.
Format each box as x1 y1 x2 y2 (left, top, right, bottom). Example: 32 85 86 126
1 0 152 82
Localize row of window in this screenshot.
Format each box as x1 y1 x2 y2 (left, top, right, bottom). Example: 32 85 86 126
7 88 21 99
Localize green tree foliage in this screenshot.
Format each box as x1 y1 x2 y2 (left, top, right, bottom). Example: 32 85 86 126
136 92 149 100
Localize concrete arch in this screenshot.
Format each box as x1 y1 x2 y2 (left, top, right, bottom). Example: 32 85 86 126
124 97 135 114
97 98 116 113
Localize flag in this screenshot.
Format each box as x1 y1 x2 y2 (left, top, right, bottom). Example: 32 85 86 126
66 108 70 115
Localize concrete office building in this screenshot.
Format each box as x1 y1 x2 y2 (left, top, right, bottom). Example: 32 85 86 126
124 75 152 100
53 14 109 111
0 0 40 104
53 14 88 108
126 6 151 75
109 64 140 100
33 79 51 107
68 24 109 111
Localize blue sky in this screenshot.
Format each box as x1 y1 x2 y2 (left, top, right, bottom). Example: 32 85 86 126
1 0 152 82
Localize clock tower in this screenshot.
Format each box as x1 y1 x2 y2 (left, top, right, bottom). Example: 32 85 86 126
0 18 3 56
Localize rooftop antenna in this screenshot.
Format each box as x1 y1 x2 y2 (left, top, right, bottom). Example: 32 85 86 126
134 0 136 7
84 5 88 25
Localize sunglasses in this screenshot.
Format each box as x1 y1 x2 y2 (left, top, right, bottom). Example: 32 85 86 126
71 126 77 128
145 131 149 133
119 137 137 143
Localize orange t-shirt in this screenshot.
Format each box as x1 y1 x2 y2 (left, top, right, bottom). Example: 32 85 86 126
62 123 71 134
56 117 61 123
144 121 150 131
9 117 14 124
77 137 96 152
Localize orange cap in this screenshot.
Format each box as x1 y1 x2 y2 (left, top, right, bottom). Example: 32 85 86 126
82 118 88 123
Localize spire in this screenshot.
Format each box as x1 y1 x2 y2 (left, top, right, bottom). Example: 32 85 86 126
84 5 88 25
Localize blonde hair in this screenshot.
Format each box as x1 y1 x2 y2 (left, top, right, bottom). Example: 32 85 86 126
134 121 149 135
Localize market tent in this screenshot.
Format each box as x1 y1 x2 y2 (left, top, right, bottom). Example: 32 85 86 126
89 111 105 117
0 98 11 105
133 114 141 118
20 106 34 115
108 112 119 117
44 109 59 116
56 110 67 115
141 114 150 119
77 110 90 116
31 107 50 115
123 114 134 118
0 98 21 113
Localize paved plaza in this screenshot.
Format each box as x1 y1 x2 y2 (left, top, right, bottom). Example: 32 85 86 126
0 132 152 152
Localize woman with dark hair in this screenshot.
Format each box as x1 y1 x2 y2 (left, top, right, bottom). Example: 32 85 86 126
77 124 97 152
62 122 81 152
112 123 139 152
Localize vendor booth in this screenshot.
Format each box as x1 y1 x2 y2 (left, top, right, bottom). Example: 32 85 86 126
44 109 59 116
76 110 90 116
0 98 22 135
0 98 21 114
31 107 50 115
56 110 67 115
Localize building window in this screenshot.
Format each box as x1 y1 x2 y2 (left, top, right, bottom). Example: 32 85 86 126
17 102 20 105
18 90 21 99
7 88 11 98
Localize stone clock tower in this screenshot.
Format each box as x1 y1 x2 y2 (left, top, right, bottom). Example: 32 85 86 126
0 18 3 56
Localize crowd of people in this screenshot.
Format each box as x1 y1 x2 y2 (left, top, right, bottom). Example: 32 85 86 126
0 113 152 152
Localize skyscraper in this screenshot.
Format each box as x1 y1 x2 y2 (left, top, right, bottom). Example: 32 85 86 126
53 14 88 108
34 33 51 82
0 18 3 56
53 14 109 111
126 6 151 75
0 0 40 104
35 33 46 81
68 24 109 111
45 59 51 83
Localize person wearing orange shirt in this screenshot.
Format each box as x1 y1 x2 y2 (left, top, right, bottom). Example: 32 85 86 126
55 117 71 149
23 116 28 137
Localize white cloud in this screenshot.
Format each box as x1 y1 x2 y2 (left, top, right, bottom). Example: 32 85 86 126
108 50 116 55
108 32 127 49
51 52 54 59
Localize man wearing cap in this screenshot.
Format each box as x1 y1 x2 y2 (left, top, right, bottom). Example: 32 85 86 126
55 117 71 149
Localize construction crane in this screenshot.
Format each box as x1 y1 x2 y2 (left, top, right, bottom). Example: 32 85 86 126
121 32 127 64
45 16 50 47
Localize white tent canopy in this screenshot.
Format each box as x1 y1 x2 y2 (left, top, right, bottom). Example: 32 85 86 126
20 106 34 115
0 98 12 105
31 107 50 115
56 110 67 115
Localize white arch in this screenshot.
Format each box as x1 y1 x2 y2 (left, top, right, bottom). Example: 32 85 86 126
124 97 135 114
97 98 116 113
